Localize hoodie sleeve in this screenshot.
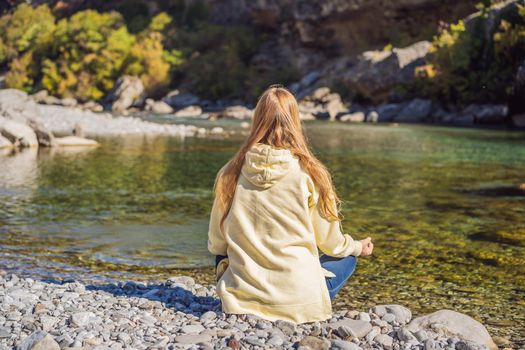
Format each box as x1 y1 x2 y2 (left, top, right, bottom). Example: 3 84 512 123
307 176 362 257
207 194 228 256
207 169 228 256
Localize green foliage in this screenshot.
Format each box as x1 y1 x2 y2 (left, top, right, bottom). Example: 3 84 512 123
412 3 525 105
0 2 296 103
5 52 36 91
0 4 55 59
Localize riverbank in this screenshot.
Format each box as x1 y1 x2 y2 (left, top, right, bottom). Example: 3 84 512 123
0 272 501 350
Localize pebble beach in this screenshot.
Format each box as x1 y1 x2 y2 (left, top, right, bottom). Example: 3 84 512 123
0 272 500 350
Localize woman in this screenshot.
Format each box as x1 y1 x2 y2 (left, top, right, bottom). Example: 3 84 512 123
208 85 374 323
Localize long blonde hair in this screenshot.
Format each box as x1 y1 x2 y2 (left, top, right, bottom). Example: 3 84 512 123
214 85 341 230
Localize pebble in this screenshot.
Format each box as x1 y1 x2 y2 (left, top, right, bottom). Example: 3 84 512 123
375 334 394 350
331 339 361 350
0 274 500 350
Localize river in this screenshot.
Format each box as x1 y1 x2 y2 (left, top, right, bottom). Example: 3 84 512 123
1 121 524 342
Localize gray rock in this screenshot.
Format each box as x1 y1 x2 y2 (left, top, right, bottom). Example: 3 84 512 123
366 111 379 123
26 120 54 147
0 118 39 147
396 327 418 343
357 312 371 322
462 104 508 124
374 334 394 350
267 335 284 346
145 99 174 114
107 75 145 112
339 112 365 123
70 312 99 328
406 310 497 350
326 319 372 338
373 103 405 122
297 336 330 350
17 331 60 350
199 311 217 322
276 320 296 336
219 105 253 120
371 305 412 324
53 136 98 147
174 105 203 118
180 324 204 334
343 41 431 102
382 313 396 323
39 316 58 332
394 99 433 123
173 333 212 344
330 339 361 350
0 327 11 338
162 91 200 109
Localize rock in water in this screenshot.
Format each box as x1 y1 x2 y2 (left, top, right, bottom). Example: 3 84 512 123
27 120 54 147
394 99 433 123
17 331 60 350
107 75 144 112
406 310 497 350
0 118 39 147
162 90 200 109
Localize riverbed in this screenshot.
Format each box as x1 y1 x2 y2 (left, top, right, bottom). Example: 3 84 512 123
0 121 524 344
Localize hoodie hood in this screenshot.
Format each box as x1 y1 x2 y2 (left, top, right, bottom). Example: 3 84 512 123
241 143 299 189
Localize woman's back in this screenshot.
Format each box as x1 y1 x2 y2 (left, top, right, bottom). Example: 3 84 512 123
208 143 361 323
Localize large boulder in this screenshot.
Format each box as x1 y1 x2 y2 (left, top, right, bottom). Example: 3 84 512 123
106 76 145 113
406 310 497 350
461 104 508 124
394 99 433 123
343 41 431 103
0 118 39 147
0 89 55 146
162 90 200 109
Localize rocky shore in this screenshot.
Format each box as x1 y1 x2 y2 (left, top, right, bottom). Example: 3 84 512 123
0 273 500 350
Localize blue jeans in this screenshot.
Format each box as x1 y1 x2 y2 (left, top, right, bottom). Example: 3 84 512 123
215 254 357 300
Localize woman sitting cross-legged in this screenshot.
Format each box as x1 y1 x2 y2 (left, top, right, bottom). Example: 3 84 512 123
207 85 374 323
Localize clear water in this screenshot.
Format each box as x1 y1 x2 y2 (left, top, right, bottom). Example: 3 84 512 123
1 122 524 343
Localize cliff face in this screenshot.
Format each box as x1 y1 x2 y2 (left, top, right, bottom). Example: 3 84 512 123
207 0 477 55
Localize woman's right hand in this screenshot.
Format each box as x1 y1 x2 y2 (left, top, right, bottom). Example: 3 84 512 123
360 237 374 256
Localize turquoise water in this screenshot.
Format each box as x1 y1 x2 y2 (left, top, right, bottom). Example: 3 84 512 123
0 121 524 342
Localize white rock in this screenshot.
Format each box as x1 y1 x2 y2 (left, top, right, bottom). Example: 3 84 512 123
180 324 205 334
371 305 412 324
174 105 203 117
70 312 99 328
406 310 497 350
0 134 13 149
340 112 365 122
0 118 38 147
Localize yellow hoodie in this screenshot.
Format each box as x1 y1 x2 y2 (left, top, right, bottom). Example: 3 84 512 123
207 143 363 323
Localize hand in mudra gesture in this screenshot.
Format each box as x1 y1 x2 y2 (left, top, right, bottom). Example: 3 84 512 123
360 237 374 256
